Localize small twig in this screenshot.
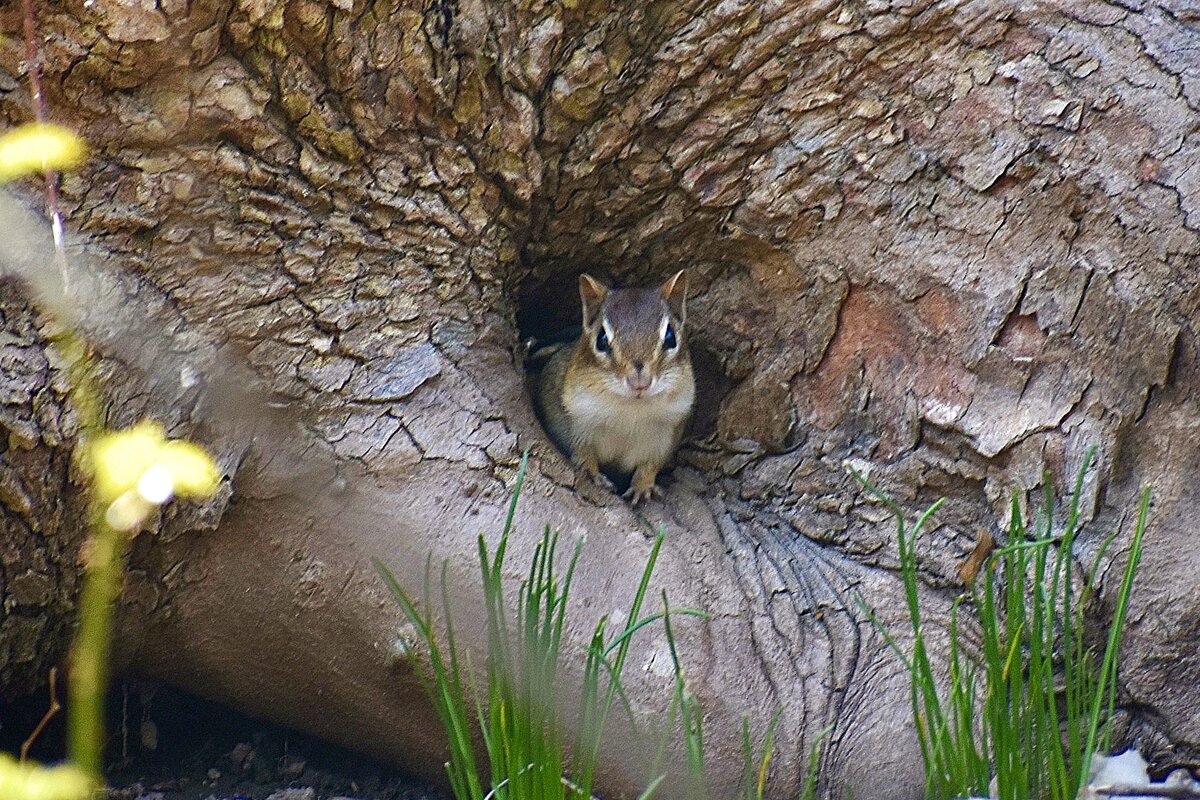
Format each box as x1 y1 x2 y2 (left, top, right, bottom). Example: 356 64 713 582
481 765 527 800
559 774 602 800
1092 783 1200 799
20 666 62 763
20 0 71 292
956 530 996 586
121 682 129 763
481 766 601 800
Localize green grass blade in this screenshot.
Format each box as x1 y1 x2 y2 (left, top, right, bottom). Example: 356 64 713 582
799 724 833 800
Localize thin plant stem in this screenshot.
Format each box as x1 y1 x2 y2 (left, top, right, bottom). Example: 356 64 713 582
67 514 125 777
55 335 109 779
19 667 61 763
20 0 71 291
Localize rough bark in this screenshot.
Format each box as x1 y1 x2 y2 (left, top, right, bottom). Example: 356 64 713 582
1 0 1199 797
0 280 85 700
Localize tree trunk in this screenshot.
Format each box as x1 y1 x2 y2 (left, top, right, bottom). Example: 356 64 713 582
2 0 1199 796
0 280 85 701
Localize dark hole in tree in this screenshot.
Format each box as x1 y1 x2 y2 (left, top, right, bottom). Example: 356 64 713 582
516 264 733 489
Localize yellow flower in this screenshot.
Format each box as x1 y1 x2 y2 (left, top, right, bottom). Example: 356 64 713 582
87 420 221 530
0 123 86 182
156 440 223 497
0 753 95 800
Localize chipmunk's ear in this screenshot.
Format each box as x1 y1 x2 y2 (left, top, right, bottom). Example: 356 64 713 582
579 273 608 327
660 269 688 322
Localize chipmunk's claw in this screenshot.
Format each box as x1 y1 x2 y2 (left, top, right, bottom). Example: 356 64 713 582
573 450 616 495
623 483 661 507
589 470 616 493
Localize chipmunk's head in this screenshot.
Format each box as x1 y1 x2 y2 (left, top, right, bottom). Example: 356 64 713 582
578 270 690 400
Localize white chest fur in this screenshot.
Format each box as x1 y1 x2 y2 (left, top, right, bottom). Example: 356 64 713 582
563 379 695 474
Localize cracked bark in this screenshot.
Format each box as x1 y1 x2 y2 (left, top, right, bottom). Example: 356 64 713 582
2 0 1200 797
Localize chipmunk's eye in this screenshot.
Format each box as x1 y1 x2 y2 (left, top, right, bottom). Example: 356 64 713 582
595 328 611 353
663 323 677 350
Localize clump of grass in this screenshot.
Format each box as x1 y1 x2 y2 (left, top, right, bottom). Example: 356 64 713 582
375 455 809 799
374 454 701 799
856 448 1149 800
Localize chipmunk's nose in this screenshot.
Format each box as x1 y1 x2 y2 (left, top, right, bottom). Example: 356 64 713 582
628 363 652 393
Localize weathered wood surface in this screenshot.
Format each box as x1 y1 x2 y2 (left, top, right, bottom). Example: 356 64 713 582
2 0 1199 796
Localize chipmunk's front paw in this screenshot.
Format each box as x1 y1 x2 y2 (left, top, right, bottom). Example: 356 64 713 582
625 465 663 507
623 482 661 507
590 470 617 493
573 449 615 494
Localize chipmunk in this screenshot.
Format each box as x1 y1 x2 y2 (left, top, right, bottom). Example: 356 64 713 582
538 271 695 505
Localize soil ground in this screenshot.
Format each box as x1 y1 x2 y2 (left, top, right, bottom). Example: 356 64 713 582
1 680 443 800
